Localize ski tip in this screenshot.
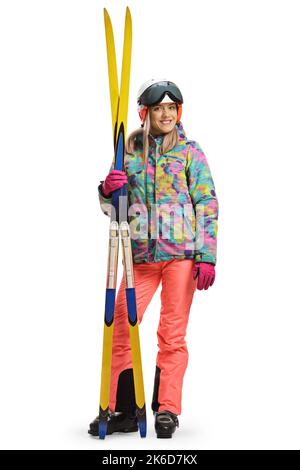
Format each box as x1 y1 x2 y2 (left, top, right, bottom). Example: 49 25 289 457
126 6 132 19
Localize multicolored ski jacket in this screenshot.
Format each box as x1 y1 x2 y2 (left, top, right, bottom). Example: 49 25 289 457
99 122 218 265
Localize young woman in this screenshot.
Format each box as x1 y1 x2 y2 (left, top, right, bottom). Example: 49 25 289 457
89 79 219 438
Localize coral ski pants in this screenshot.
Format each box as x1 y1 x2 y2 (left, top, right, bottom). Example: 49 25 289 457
109 259 197 416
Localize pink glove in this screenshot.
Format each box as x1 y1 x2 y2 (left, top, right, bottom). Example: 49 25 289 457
101 170 128 197
193 262 216 290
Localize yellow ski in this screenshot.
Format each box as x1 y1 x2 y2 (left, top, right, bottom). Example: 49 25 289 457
98 6 146 440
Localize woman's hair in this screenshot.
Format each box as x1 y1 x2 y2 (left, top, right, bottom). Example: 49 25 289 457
126 110 179 166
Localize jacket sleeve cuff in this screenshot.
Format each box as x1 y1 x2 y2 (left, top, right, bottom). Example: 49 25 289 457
195 253 216 265
98 182 112 217
98 182 112 203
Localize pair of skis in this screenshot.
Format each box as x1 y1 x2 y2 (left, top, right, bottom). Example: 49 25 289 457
98 7 146 439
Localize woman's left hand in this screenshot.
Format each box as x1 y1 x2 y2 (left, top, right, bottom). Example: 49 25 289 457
193 262 216 290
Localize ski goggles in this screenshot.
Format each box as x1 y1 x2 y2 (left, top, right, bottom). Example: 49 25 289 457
138 81 183 106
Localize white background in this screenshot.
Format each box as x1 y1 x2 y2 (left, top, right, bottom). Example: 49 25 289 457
0 0 300 450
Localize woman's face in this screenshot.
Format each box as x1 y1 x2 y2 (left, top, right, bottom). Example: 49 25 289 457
149 102 177 135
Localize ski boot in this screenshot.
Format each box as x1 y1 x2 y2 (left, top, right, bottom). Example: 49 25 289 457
88 411 138 436
154 411 179 438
